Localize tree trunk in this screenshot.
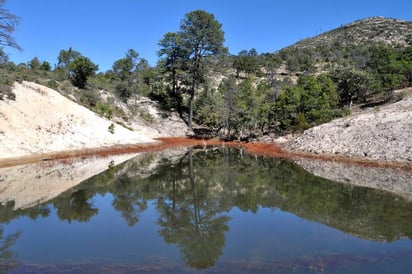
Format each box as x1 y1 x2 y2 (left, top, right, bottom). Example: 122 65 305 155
189 76 196 128
189 91 194 128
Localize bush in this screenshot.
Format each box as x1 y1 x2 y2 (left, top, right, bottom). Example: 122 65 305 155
115 82 132 102
79 89 100 107
46 79 59 90
139 110 155 123
96 103 113 119
108 123 115 134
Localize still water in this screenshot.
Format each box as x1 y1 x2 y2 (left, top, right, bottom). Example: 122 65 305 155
1 147 412 273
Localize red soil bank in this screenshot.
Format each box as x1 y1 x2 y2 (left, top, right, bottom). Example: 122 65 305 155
0 137 411 171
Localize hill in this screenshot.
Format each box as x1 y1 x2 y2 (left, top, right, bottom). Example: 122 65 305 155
268 16 411 81
0 81 156 160
292 17 411 49
0 16 411 164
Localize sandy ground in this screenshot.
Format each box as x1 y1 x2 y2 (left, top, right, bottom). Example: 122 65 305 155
0 81 156 160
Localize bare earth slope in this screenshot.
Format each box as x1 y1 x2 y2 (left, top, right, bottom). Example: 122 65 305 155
0 81 156 160
287 93 412 163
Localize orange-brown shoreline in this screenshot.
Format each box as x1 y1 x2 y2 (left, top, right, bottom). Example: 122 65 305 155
0 137 411 171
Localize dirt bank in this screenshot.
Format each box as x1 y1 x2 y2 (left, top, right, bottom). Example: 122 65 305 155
0 81 156 160
285 93 412 163
1 137 411 172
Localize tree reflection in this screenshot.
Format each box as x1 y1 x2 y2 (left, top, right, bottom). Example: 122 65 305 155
0 201 50 224
53 189 98 223
1 147 412 270
156 150 230 269
0 227 20 273
111 174 148 226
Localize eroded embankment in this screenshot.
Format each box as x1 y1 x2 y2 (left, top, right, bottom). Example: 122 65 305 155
1 137 411 171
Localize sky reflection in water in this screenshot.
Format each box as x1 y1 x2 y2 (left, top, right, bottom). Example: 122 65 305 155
1 147 412 273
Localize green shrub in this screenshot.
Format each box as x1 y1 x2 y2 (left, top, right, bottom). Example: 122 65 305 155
79 89 100 107
108 123 115 134
140 110 155 123
46 79 59 90
96 103 113 119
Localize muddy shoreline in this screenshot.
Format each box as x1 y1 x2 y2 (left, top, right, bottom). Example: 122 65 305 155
1 137 411 171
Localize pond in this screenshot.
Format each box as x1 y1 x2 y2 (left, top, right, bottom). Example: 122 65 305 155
1 147 412 273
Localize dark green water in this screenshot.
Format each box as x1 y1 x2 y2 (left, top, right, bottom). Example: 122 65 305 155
1 147 412 273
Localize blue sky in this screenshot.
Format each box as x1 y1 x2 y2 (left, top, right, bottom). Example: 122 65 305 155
3 0 412 71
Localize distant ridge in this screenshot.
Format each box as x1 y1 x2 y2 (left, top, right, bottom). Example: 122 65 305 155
289 16 411 49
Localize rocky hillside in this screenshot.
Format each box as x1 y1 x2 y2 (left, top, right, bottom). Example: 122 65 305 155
293 17 411 49
286 89 412 163
269 16 411 81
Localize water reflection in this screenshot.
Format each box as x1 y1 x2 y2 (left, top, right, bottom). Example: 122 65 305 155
156 151 230 269
0 147 412 271
54 189 98 223
0 226 20 273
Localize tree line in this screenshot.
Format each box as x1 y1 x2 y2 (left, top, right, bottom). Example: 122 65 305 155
1 1 411 138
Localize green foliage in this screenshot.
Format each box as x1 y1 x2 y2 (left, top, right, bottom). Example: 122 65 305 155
95 103 113 119
28 57 40 70
40 61 51 71
295 113 308 130
158 32 187 112
112 49 139 82
177 10 226 127
139 110 155 123
68 56 98 89
274 75 340 130
111 49 153 102
57 47 81 74
108 123 115 134
330 68 373 106
0 13 410 140
194 89 225 130
114 81 131 102
79 88 100 107
366 44 412 90
45 79 58 90
233 48 261 77
278 47 316 73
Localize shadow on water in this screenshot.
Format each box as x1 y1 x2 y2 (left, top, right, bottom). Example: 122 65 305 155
1 147 412 273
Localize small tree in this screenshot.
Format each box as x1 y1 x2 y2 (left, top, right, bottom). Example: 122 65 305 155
29 57 40 70
57 47 81 78
330 68 372 106
68 56 98 89
112 49 139 102
40 61 51 71
112 49 138 82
